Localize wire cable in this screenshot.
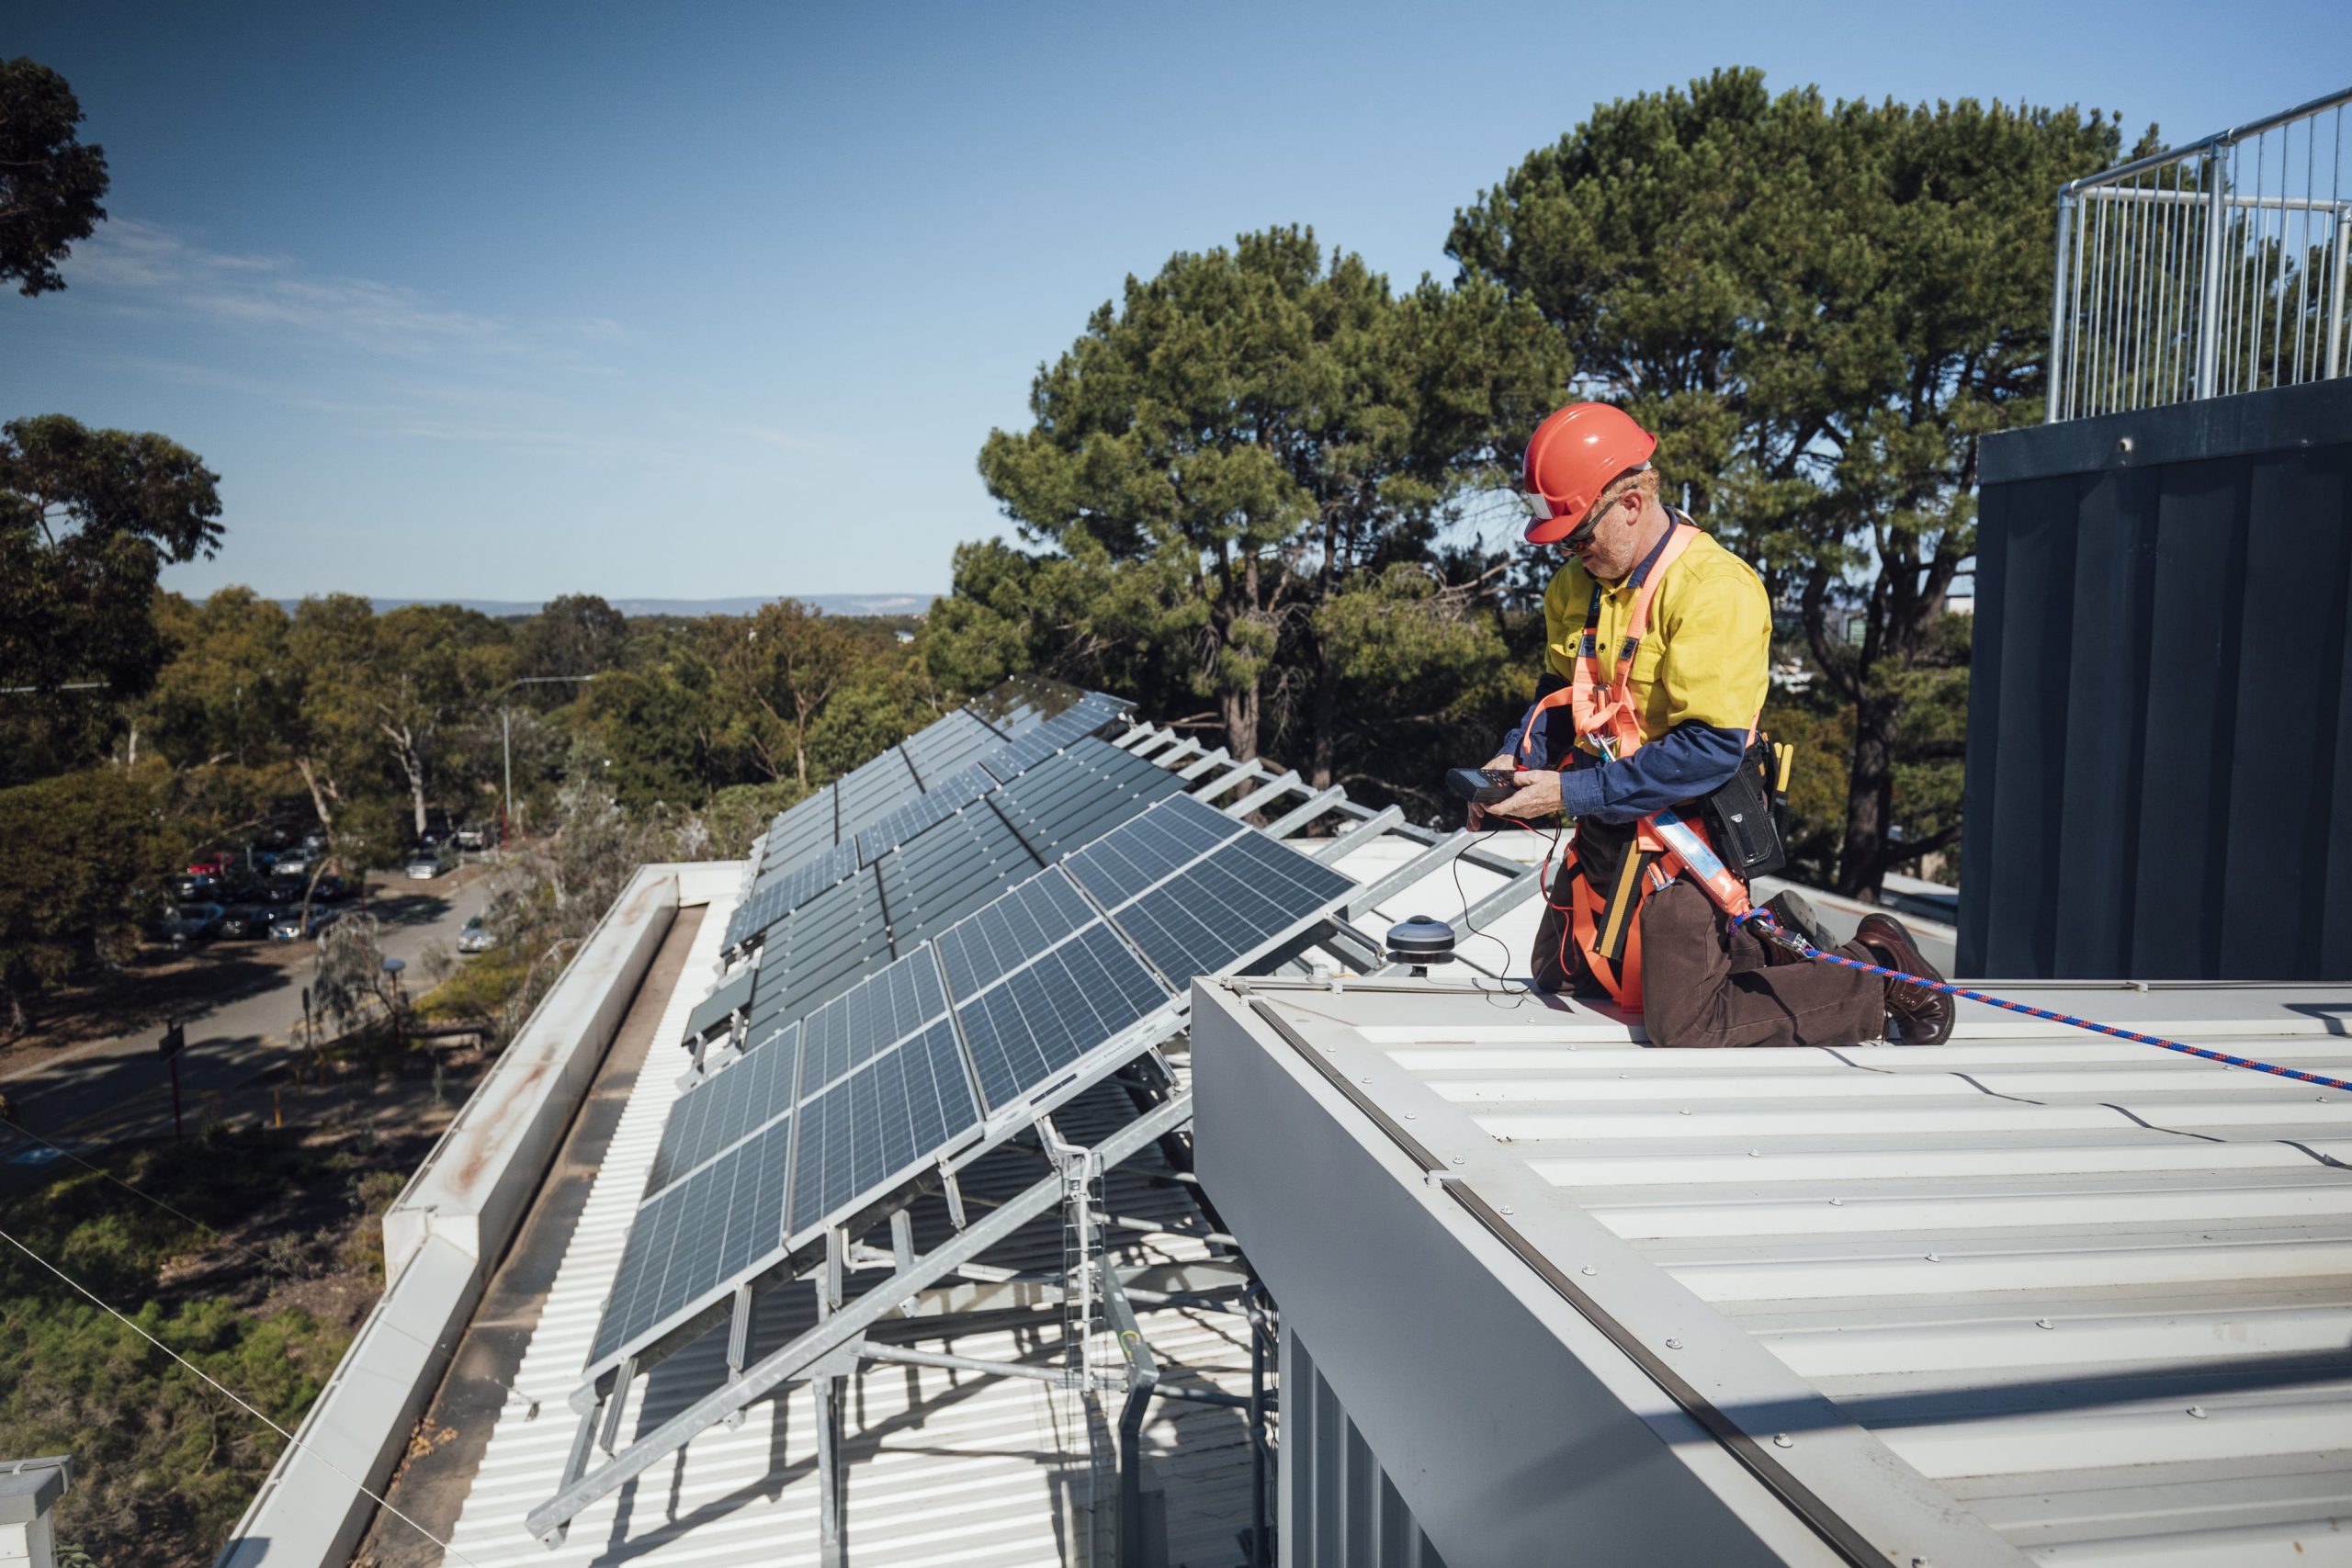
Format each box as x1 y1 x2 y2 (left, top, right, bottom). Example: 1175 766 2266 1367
1736 909 2352 1093
0 1222 484 1566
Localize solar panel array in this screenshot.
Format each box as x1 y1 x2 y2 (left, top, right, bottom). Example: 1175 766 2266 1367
589 707 1357 1374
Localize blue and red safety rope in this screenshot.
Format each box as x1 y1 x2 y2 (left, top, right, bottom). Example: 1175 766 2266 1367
1734 908 2352 1096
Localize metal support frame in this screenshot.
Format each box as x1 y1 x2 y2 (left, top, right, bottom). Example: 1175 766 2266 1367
1176 747 1232 781
1102 1257 1159 1568
526 1092 1194 1542
1262 785 1347 840
1344 829 1473 920
1227 770 1303 818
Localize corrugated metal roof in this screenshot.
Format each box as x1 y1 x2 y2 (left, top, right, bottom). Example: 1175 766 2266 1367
1211 976 2352 1565
437 888 1257 1568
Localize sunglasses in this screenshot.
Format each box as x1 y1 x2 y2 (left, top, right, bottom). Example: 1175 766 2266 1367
1519 488 1623 552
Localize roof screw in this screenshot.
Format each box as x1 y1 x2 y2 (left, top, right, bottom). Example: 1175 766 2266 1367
1664 1337 1682 1349
1499 1205 1515 1215
1451 1156 1466 1166
1403 1112 1415 1120
1924 1253 1940 1262
1580 1265 1597 1276
1828 1198 1844 1206
2187 1405 2208 1419
1679 1108 1692 1116
2035 1318 2054 1330
1747 1149 1759 1157
1772 1434 1794 1449
1913 1560 1931 1567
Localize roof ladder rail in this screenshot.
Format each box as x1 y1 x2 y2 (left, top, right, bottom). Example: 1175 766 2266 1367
1176 746 1233 780
1314 805 1403 864
1227 771 1303 818
1344 829 1472 920
1263 785 1346 839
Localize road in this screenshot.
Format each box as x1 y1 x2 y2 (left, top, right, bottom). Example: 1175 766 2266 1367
0 866 492 1159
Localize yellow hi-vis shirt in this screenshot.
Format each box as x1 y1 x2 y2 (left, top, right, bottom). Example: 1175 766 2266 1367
1540 520 1772 755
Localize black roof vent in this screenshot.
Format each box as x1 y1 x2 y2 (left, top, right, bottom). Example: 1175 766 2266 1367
1385 915 1456 975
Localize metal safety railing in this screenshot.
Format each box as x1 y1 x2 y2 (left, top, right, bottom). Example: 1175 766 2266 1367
2050 85 2352 422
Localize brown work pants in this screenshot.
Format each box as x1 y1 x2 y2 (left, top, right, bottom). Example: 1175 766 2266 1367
1533 873 1888 1048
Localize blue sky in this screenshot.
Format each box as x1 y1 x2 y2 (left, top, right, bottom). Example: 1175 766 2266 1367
5 2 2345 603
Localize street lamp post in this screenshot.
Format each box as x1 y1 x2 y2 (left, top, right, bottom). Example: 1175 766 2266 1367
497 674 605 849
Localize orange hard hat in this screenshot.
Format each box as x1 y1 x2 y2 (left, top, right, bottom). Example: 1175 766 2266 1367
1520 402 1658 545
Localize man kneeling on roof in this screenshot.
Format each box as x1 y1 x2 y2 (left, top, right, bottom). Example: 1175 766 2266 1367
1476 401 1955 1048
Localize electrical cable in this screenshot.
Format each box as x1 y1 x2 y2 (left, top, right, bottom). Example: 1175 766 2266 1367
1736 909 2352 1093
0 1222 484 1566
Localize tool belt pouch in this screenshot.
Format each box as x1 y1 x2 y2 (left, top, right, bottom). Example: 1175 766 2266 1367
1701 737 1788 880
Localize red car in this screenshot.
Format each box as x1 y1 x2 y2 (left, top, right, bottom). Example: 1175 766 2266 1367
187 850 238 879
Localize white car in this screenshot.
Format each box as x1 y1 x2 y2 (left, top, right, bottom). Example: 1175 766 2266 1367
405 843 457 879
457 916 498 954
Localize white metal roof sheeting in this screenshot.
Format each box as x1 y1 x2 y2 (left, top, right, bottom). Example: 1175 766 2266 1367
1214 977 2352 1565
438 889 1254 1568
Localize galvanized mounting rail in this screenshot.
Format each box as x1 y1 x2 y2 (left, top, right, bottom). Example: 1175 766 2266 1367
2051 85 2352 422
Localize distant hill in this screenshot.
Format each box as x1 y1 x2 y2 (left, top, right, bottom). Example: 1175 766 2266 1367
267 592 938 619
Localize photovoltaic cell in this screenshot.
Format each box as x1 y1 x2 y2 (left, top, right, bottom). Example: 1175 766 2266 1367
835 749 922 836
786 1020 974 1236
876 807 1039 941
899 708 1004 784
990 739 1184 862
682 965 756 1043
645 1020 801 1193
978 694 1128 783
1062 794 1247 907
954 922 1170 1110
761 791 838 869
854 765 995 863
742 873 895 1035
729 840 860 946
1108 830 1354 985
591 1111 794 1363
796 951 948 1100
932 868 1098 1001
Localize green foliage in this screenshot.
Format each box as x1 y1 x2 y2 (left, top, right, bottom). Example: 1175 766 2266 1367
697 780 808 860
1449 69 2117 891
0 415 223 731
974 225 1568 772
0 766 167 1032
0 57 109 297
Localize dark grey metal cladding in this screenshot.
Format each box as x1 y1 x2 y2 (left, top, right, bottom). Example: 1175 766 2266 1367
590 1111 795 1365
1961 378 2352 979
682 964 756 1044
853 765 995 863
875 807 1042 941
1063 793 1248 907
990 738 1185 860
786 1019 975 1236
932 867 1100 1000
645 1020 801 1194
797 950 949 1100
1110 831 1355 985
954 922 1170 1111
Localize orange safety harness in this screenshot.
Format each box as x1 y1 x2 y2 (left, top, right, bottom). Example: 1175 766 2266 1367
1515 522 1755 1010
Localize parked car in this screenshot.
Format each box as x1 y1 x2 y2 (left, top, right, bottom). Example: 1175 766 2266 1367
186 850 238 880
217 900 283 940
404 842 458 880
308 874 355 903
457 916 498 954
453 820 495 852
163 903 227 942
268 905 342 942
271 844 320 878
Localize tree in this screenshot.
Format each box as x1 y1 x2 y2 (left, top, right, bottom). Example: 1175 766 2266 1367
714 600 856 787
515 593 627 684
1449 70 2120 895
0 416 224 700
977 226 1567 773
0 58 108 298
0 767 165 1034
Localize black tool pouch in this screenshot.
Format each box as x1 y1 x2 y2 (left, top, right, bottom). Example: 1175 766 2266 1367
1702 737 1788 880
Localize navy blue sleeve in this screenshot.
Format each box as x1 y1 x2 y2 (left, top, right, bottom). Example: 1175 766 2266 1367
1557 721 1747 823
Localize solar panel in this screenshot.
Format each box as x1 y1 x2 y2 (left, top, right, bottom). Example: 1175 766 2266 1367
899 708 1005 784
875 806 1040 939
730 840 860 946
834 749 922 836
954 922 1170 1110
591 1111 795 1364
796 949 948 1100
787 1019 975 1235
741 873 895 1036
978 695 1128 782
931 867 1100 1000
1062 793 1248 906
854 764 995 863
645 1020 801 1193
1107 830 1354 985
990 739 1185 861
760 790 838 868
683 964 756 1043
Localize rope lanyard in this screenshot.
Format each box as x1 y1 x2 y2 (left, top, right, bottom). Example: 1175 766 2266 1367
1735 909 2352 1095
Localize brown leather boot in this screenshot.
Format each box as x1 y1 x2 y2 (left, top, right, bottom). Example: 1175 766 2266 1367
1854 913 1956 1044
